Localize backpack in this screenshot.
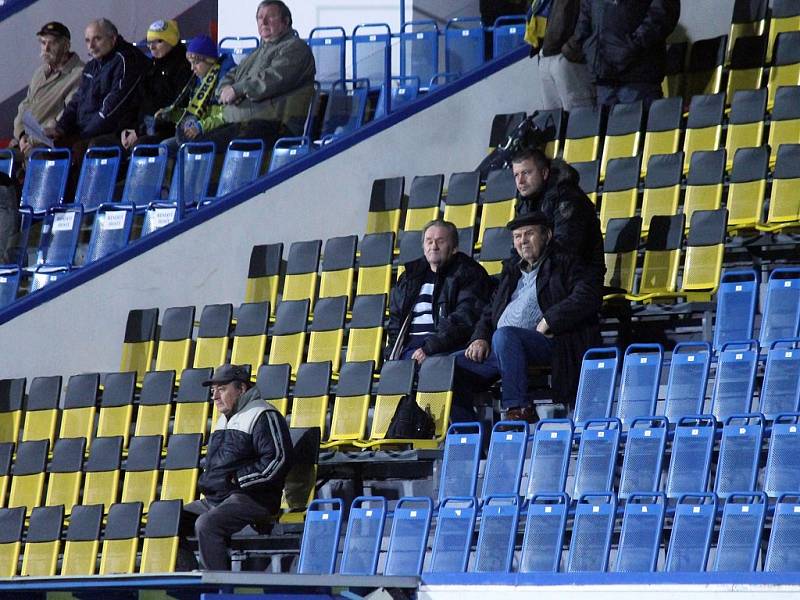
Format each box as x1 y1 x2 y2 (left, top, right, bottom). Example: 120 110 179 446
476 115 550 180
386 395 436 439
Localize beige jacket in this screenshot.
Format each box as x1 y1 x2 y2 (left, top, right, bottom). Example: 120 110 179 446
13 53 84 140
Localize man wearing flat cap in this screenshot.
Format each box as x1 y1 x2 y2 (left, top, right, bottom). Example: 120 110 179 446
9 21 83 162
178 364 293 571
454 212 602 421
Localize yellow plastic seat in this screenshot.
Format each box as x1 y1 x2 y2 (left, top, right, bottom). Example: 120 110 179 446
767 31 800 110
322 361 374 449
160 434 201 505
21 505 63 576
726 145 769 233
307 296 347 373
725 34 767 101
268 299 310 375
230 301 270 375
572 160 601 205
173 368 213 438
95 371 136 446
120 435 162 511
140 499 182 573
44 437 86 514
759 143 800 231
725 88 767 170
0 378 24 445
8 439 48 514
767 0 800 61
61 504 103 575
21 375 61 446
282 239 322 306
628 213 685 302
727 0 767 64
99 502 142 574
319 235 358 305
355 232 395 297
402 174 444 235
443 171 481 253
153 305 196 378
0 443 12 508
58 373 100 446
767 85 800 167
346 294 387 365
662 41 687 98
678 208 729 301
0 507 25 576
193 303 233 369
562 105 604 164
477 168 517 247
256 363 292 415
478 227 512 277
134 370 175 439
289 362 332 436
366 176 405 235
683 149 725 230
641 97 683 177
532 108 564 158
599 156 641 234
641 152 683 235
682 93 725 173
600 101 643 181
119 308 158 382
355 360 415 448
244 242 283 313
603 216 642 296
81 436 123 511
684 35 727 98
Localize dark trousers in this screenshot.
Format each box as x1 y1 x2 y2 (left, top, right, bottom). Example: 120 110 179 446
178 493 274 571
596 82 663 110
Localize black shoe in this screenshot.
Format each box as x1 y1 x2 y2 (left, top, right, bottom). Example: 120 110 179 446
505 405 539 424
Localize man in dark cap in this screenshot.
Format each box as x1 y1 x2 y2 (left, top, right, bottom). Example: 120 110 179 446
9 21 83 161
178 364 293 571
454 212 602 421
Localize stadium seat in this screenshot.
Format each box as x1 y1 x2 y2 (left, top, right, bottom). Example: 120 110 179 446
352 22 391 90
356 232 394 297
764 493 800 571
685 35 728 97
318 235 357 304
134 370 175 439
641 97 683 176
340 496 387 575
44 436 85 513
119 307 159 382
268 136 312 172
616 344 663 424
153 305 196 377
366 177 405 235
679 208 729 301
58 372 100 444
168 142 216 207
488 112 526 152
61 503 103 575
140 201 180 236
726 35 767 100
21 375 61 445
630 214 684 301
193 303 233 369
373 76 421 119
599 156 641 233
640 152 683 234
140 499 182 573
526 419 572 497
759 268 800 353
562 105 605 164
0 443 11 507
662 41 688 98
566 493 616 573
519 493 568 572
280 427 321 523
571 159 600 205
473 495 519 573
21 504 63 576
766 86 800 168
403 174 444 236
73 146 121 212
399 21 439 89
282 239 321 305
714 413 763 497
711 340 759 421
308 27 345 88
173 368 212 437
767 31 800 110
120 435 162 510
682 93 725 173
256 363 291 415
665 493 717 572
478 169 516 246
666 415 716 498
0 265 21 308
355 359 415 448
428 496 477 574
218 36 259 64
214 139 265 198
160 433 201 504
95 371 136 445
230 301 270 374
444 17 484 75
764 415 800 498
761 143 800 232
268 299 310 374
322 360 374 449
478 227 513 276
727 0 768 64
0 506 24 576
664 341 711 420
345 294 386 364
21 148 70 215
383 496 433 576
32 205 82 269
614 493 666 572
492 14 527 58
532 108 564 159
683 149 725 225
603 216 641 295
573 418 621 499
760 338 800 418
99 501 142 575
713 269 758 351
121 145 168 207
727 145 769 233
244 243 283 308
81 435 123 509
438 422 482 504
297 498 343 574
0 378 24 445
725 89 767 170
288 361 331 434
8 438 48 514
443 171 480 250
619 417 668 499
481 420 527 501
600 101 643 181
574 347 620 424
318 79 369 141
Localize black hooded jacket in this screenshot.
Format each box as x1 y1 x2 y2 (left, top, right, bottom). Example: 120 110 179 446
135 42 193 136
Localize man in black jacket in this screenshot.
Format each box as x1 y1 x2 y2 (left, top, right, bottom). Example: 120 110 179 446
178 364 293 571
562 0 680 108
513 147 605 284
455 212 601 422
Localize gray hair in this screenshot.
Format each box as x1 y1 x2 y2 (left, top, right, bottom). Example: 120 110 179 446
421 219 459 248
89 18 118 38
257 0 292 26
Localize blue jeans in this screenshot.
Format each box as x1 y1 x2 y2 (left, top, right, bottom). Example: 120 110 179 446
454 326 554 410
596 82 663 110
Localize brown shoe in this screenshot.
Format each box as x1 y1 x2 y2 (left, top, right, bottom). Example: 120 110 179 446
505 405 539 424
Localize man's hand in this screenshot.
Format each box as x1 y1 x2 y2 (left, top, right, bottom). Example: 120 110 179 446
218 85 238 105
411 347 428 364
465 339 490 363
536 317 551 336
42 126 60 140
18 135 33 155
120 129 138 150
182 121 201 140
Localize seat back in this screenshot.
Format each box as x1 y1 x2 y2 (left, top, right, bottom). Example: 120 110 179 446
666 415 716 498
21 504 64 576
444 17 484 75
519 493 568 573
297 498 343 574
759 268 800 349
99 502 142 574
765 492 800 571
714 269 758 350
712 340 759 421
438 422 482 504
74 146 121 211
215 139 264 197
308 27 345 88
665 493 717 572
481 421 527 501
473 495 519 573
527 419 573 498
573 418 621 499
352 23 391 89
664 341 711 420
399 20 439 87
428 497 477 573
340 496 387 575
574 347 620 424
36 206 82 267
168 142 216 207
283 239 321 304
384 496 432 576
615 493 666 572
245 242 283 307
760 339 800 418
85 204 134 264
366 177 404 235
122 144 168 205
22 148 70 214
616 344 663 425
619 417 668 499
566 493 616 572
715 413 763 497
713 492 767 572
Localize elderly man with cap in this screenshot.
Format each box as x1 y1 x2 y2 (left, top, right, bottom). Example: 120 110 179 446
454 212 602 421
178 364 293 571
9 21 83 162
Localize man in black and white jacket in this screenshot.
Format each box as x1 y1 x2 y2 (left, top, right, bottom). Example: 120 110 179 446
179 364 293 571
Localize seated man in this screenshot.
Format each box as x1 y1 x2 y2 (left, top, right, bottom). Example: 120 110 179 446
179 364 293 571
9 21 83 164
195 0 315 152
512 146 605 284
455 212 601 422
386 220 493 421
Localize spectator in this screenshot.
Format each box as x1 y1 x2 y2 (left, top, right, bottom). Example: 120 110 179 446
9 22 83 162
178 364 293 571
512 146 604 284
562 0 680 108
189 0 315 153
454 212 602 422
118 20 192 150
535 0 595 109
45 19 148 160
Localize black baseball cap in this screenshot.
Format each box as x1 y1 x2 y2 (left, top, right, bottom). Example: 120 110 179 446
202 364 252 387
37 22 71 40
506 210 552 231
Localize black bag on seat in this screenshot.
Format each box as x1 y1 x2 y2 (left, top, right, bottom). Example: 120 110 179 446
386 395 435 439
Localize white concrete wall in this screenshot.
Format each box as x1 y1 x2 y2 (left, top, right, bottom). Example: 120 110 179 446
0 53 539 382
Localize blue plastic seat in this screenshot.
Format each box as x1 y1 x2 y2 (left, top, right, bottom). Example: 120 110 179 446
0 149 13 177
0 266 21 307
764 413 800 498
473 494 519 573
666 415 716 498
428 497 477 574
373 76 421 120
428 72 460 90
713 492 767 572
308 27 346 89
759 267 800 350
618 416 668 499
318 79 370 141
616 343 663 425
84 204 134 265
122 144 168 207
33 205 82 268
29 265 70 292
73 146 121 212
574 347 620 424
438 422 482 505
383 497 432 576
297 498 343 574
714 413 764 497
400 20 439 88
214 139 264 198
760 339 800 418
573 418 621 499
481 420 527 501
665 493 717 572
711 340 759 421
614 493 666 572
713 269 758 351
664 341 711 420
445 17 485 76
218 36 259 65
764 493 800 571
519 492 569 573
141 202 180 237
268 136 312 173
339 496 386 575
492 15 527 58
169 142 216 207
566 493 616 573
526 419 573 497
21 148 70 215
352 23 391 92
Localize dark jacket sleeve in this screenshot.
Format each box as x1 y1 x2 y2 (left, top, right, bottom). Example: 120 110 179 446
542 255 602 336
57 75 85 134
631 0 681 50
235 409 293 490
562 0 592 61
82 51 146 137
385 273 411 360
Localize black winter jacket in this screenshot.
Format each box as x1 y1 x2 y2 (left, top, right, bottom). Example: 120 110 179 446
135 42 193 136
58 36 149 138
386 252 494 360
516 159 605 284
199 386 293 512
563 0 680 84
472 244 602 405
541 0 583 58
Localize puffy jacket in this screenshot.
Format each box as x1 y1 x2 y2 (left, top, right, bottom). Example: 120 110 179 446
516 159 605 284
135 42 193 136
386 252 494 360
563 0 680 84
57 36 149 138
472 244 602 405
199 386 293 512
